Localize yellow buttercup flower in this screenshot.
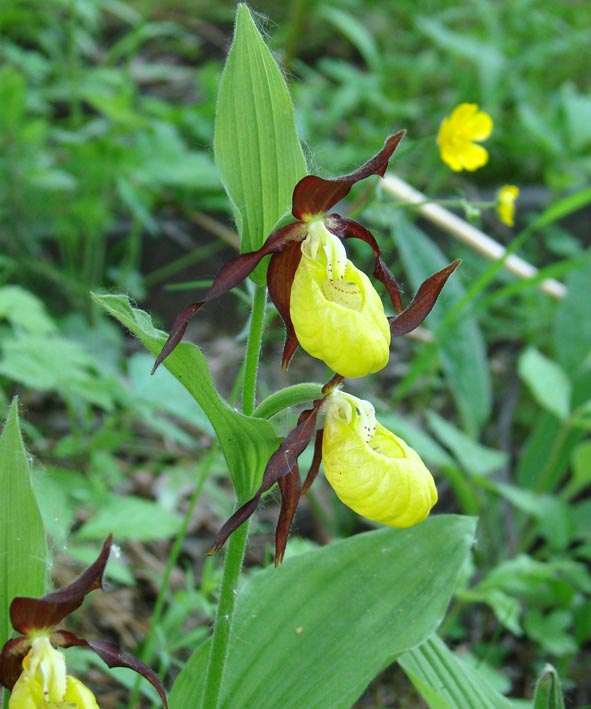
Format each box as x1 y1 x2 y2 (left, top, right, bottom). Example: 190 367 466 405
290 220 391 378
322 391 437 526
497 185 519 227
438 103 493 172
9 636 99 708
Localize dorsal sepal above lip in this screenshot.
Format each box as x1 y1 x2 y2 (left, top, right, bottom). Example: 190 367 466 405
292 131 406 220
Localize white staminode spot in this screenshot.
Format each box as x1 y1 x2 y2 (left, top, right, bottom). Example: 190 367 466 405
328 391 377 444
28 635 67 702
304 220 348 281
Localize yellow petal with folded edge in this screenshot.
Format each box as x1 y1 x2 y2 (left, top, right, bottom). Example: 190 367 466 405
290 221 390 378
63 676 100 708
322 392 437 527
8 671 38 709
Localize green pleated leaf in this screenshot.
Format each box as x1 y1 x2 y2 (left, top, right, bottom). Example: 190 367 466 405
92 293 280 499
390 216 491 435
170 515 476 709
399 634 519 709
533 664 565 709
0 398 47 648
214 4 307 262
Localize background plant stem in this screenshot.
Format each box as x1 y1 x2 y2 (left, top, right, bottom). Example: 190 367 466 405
201 282 267 708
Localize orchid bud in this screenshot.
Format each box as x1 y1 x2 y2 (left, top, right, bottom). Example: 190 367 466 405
322 391 437 527
290 220 391 377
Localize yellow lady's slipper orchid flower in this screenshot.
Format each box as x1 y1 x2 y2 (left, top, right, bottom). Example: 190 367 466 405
438 103 493 172
208 379 441 564
290 220 391 377
497 185 520 227
0 537 168 708
153 132 459 380
322 391 437 527
9 636 98 709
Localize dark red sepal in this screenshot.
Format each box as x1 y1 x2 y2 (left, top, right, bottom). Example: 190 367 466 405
153 222 307 373
275 464 302 566
10 535 112 636
326 214 404 313
0 636 31 690
388 259 461 337
301 428 324 496
267 240 304 369
151 302 202 374
54 630 168 709
292 131 405 220
208 397 327 557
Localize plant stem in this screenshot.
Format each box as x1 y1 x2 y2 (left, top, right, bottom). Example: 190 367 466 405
201 282 267 708
253 383 323 419
201 521 250 708
241 284 267 417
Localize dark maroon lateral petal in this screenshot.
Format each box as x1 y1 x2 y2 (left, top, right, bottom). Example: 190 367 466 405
207 495 261 556
54 631 168 709
275 465 302 566
388 259 461 337
246 399 324 500
0 636 31 690
292 131 405 219
10 536 112 635
153 222 306 373
267 240 304 369
151 301 202 374
208 397 327 555
301 428 324 496
326 214 404 313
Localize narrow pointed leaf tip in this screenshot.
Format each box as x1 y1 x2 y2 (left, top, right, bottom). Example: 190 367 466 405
214 3 307 254
292 130 405 219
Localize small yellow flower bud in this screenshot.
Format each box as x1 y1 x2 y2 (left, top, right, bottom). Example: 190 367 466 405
322 392 437 527
9 636 99 709
497 185 519 227
290 221 391 377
